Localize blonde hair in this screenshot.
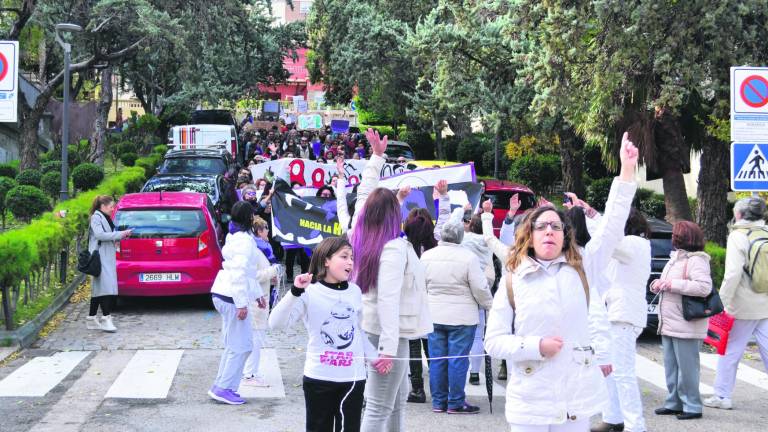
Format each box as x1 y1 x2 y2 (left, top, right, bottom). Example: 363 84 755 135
252 215 268 232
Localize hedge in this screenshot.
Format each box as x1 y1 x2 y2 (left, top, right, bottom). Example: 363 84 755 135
16 169 42 187
0 163 18 179
72 163 105 191
705 242 726 288
0 154 156 313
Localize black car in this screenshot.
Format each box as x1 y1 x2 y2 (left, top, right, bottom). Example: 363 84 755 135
158 149 237 177
645 217 673 330
141 174 237 242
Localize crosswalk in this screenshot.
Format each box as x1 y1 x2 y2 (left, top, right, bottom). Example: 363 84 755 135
0 350 766 400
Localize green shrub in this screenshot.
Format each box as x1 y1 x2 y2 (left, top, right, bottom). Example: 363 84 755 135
507 154 562 194
398 130 434 160
40 171 61 199
152 144 169 155
72 163 105 191
0 163 18 178
5 185 50 222
640 194 666 219
0 177 17 228
120 152 138 167
40 160 63 175
706 242 726 288
586 177 614 211
16 169 42 187
119 141 138 155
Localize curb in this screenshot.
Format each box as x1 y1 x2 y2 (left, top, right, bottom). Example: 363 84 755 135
0 273 86 348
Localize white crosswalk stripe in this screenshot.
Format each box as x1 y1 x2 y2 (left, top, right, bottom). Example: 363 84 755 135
0 351 90 397
1 349 765 401
105 350 184 399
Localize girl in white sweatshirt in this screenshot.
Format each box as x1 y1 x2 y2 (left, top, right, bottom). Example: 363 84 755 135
269 236 379 432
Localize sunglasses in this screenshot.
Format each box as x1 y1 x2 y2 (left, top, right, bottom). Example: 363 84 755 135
533 221 565 232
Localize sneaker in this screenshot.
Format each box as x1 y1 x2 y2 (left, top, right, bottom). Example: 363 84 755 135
407 387 426 403
432 406 447 413
469 373 480 385
703 395 733 410
590 422 624 432
208 387 245 405
86 316 100 330
242 374 270 387
447 403 480 414
99 315 117 333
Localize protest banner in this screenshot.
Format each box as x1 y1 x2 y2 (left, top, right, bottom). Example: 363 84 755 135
271 177 483 247
250 158 475 189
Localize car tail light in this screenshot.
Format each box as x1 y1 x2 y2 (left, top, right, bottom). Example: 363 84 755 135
115 240 122 259
230 130 237 156
198 230 211 258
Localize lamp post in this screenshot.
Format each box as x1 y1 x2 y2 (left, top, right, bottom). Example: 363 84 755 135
54 23 83 201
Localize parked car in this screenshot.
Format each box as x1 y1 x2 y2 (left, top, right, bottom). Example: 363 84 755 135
141 173 237 239
645 217 673 330
480 179 537 237
113 192 224 296
383 141 415 163
157 148 236 177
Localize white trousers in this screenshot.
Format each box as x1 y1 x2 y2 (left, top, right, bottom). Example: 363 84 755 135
603 323 646 431
713 318 768 399
470 308 486 373
212 297 253 391
243 329 266 377
509 419 589 432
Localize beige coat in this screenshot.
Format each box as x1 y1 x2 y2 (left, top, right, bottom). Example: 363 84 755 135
720 220 768 320
656 250 712 339
421 242 493 326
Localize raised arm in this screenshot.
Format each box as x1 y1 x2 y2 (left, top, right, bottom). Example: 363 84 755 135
91 213 125 241
480 200 509 265
269 274 309 329
348 129 387 237
432 180 450 241
335 157 351 233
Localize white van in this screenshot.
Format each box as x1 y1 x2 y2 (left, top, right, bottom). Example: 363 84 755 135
167 124 239 158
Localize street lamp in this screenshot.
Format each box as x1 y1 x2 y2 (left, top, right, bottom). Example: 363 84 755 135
54 23 83 201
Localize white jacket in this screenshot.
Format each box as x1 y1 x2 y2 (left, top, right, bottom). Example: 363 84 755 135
603 235 651 328
421 242 493 326
720 220 768 320
210 231 278 308
484 178 635 426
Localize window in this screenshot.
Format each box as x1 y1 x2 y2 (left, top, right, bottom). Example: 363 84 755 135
300 0 313 14
115 210 207 238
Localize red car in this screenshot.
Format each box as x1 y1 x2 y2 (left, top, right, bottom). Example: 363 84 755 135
480 179 537 237
114 192 224 296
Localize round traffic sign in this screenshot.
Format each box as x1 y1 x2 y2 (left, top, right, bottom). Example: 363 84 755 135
740 74 768 108
0 52 8 83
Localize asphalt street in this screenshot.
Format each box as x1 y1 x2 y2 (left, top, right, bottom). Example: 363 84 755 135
1 293 766 432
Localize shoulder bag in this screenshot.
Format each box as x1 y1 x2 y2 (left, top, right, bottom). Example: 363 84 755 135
680 258 724 321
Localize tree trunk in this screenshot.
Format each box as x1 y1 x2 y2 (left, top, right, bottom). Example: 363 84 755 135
90 67 113 165
558 125 585 197
697 136 730 245
19 97 44 169
433 115 443 160
654 110 692 222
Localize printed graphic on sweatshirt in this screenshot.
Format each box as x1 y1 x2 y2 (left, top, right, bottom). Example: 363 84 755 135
320 301 355 350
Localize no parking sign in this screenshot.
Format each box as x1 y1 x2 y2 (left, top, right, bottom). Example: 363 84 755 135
731 67 768 142
0 41 18 123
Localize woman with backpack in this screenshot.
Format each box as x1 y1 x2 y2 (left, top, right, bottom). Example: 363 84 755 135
704 197 768 410
651 221 712 421
484 132 638 432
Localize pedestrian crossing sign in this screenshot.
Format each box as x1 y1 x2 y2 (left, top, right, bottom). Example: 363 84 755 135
731 142 768 191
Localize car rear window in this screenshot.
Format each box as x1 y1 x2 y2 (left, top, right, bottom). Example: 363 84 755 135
484 191 536 211
384 145 414 160
115 210 208 238
142 177 217 201
159 158 226 174
650 236 673 259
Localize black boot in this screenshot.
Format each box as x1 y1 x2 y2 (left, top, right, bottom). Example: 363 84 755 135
497 360 507 381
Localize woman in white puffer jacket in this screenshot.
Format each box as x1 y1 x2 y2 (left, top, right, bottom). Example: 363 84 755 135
484 133 638 432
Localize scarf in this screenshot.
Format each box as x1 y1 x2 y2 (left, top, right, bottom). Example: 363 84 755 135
255 237 278 264
96 209 115 231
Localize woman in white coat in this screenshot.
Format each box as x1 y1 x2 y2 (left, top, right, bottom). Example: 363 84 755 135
208 201 280 405
484 133 639 432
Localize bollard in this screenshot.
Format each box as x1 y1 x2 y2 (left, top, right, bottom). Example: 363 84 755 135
60 249 68 285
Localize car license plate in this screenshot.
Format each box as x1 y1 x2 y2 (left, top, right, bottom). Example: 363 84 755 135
647 304 658 315
140 273 181 283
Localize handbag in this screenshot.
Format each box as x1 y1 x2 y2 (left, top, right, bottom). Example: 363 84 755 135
704 311 735 355
77 218 104 277
680 258 724 321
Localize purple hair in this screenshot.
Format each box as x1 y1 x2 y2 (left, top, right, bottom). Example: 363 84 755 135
349 188 402 293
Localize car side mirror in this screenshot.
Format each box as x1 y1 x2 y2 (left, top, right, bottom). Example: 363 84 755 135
220 213 231 224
